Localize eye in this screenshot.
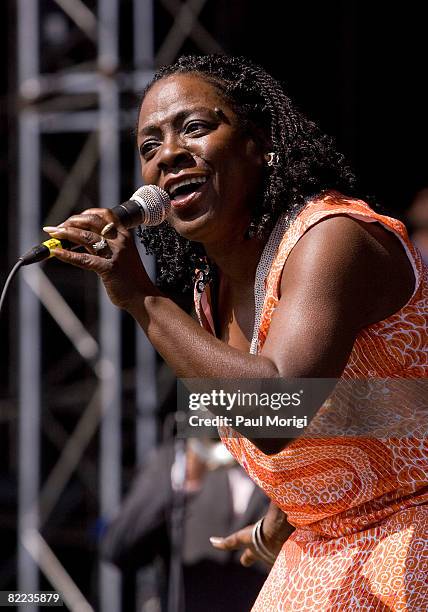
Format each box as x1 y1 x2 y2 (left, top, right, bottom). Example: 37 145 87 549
139 139 159 160
183 120 213 135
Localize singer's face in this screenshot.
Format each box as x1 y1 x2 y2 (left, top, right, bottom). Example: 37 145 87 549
137 74 265 244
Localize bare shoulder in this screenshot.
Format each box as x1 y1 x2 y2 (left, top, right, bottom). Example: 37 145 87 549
281 214 415 327
260 214 415 381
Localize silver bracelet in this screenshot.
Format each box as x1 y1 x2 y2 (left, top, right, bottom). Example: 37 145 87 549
251 518 277 566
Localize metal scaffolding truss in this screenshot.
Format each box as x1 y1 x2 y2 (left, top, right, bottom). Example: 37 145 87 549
15 1 224 610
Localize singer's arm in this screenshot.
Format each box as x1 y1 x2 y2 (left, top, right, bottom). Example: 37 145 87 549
48 212 412 387
49 214 369 378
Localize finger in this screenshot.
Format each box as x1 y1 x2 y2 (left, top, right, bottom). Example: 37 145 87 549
80 208 110 217
64 213 107 233
47 212 111 235
52 216 127 240
79 208 125 232
240 548 256 567
44 226 106 251
209 537 226 549
51 247 111 273
209 528 251 551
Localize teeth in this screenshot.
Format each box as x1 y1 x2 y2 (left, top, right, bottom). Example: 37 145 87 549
168 176 207 197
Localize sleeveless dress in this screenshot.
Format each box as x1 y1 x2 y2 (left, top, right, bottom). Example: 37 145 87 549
193 191 428 611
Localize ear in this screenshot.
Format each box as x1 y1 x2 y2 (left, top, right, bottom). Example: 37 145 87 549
251 125 272 154
248 126 274 169
243 124 271 166
244 137 267 170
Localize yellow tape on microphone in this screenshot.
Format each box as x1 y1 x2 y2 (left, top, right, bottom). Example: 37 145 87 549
42 238 63 258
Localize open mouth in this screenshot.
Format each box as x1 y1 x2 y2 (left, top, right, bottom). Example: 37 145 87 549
167 176 209 206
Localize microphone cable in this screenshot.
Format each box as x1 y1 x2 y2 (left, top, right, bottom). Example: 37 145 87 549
0 260 24 318
0 244 85 319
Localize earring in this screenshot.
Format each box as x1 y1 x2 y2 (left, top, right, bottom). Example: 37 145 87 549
265 152 279 167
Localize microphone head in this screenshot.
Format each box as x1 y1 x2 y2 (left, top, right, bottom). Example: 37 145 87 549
130 185 171 226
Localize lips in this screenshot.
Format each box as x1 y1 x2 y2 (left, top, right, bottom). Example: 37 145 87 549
163 174 210 211
167 175 208 198
169 178 209 210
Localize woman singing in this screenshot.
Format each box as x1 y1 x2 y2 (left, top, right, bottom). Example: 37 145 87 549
44 55 428 610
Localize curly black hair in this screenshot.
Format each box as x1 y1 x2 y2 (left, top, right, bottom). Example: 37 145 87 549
137 54 357 292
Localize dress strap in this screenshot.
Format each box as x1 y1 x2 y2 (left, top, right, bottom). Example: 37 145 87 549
250 213 290 354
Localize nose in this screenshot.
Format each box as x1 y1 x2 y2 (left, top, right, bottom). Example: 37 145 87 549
156 135 193 172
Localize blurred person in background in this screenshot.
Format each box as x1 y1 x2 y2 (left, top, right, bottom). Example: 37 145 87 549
101 437 269 611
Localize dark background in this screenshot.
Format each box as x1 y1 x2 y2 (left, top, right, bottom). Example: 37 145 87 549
0 0 427 607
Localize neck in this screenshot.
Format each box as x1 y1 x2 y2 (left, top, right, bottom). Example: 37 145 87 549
205 233 266 288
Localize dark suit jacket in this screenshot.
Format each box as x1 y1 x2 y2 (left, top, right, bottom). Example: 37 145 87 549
101 443 269 611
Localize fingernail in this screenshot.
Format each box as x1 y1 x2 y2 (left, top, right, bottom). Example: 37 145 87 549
209 537 223 546
43 226 59 232
101 222 116 236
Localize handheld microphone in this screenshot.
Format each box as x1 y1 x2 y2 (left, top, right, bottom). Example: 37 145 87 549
19 185 171 265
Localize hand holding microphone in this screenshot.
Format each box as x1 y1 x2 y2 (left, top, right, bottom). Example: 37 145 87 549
19 185 171 265
2 185 171 317
20 184 171 310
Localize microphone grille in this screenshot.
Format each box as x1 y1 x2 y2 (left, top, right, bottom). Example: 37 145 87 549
131 185 171 226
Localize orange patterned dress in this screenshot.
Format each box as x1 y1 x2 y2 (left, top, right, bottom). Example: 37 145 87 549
194 192 428 611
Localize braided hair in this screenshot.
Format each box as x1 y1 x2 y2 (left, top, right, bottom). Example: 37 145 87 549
137 55 357 292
